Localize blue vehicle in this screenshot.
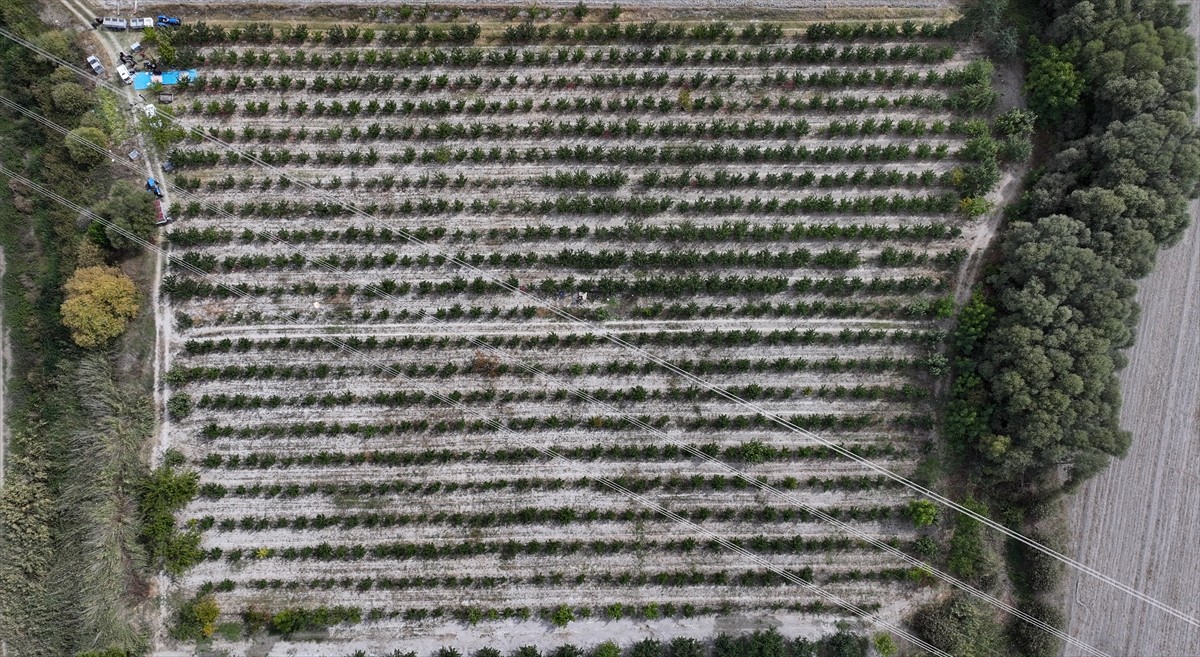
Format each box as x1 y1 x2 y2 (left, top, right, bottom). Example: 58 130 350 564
155 15 181 27
146 177 164 198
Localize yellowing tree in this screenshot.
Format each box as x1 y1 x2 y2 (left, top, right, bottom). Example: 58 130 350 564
193 595 220 637
60 266 141 348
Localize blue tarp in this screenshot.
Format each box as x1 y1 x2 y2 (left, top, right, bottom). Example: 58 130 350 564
132 69 198 91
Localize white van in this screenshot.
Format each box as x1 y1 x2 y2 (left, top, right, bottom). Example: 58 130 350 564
116 64 132 84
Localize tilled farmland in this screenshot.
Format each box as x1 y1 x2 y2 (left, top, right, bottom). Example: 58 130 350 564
157 18 1001 653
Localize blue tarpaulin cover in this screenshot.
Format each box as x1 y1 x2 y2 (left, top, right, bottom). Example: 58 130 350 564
133 69 198 91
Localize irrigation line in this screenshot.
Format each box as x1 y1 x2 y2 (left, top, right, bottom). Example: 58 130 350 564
2 24 1190 632
0 91 1112 657
0 163 955 657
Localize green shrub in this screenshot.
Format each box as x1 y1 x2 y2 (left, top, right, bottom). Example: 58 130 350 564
666 637 703 657
1007 598 1064 657
914 535 939 558
551 604 575 627
906 499 939 526
911 595 1002 657
138 465 200 574
592 641 621 657
162 448 186 468
872 633 897 657
997 134 1033 162
267 606 361 634
947 497 998 588
1010 532 1065 595
172 594 219 640
817 630 867 657
168 393 193 420
630 638 663 657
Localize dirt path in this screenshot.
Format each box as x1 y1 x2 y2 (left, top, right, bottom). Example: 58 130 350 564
133 0 953 9
1063 1 1200 648
59 0 174 465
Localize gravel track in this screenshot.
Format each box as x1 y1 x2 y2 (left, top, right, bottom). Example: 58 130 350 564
138 0 953 10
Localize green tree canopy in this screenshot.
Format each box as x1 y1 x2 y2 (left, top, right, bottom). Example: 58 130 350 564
907 499 939 526
912 595 1003 657
93 181 155 252
50 81 92 115
1025 44 1084 125
980 216 1135 490
64 126 109 167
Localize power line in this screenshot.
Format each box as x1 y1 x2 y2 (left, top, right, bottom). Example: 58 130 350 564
0 82 1114 656
0 25 1173 642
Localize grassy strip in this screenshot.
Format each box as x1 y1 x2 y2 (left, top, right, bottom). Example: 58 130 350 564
54 356 152 655
0 4 184 655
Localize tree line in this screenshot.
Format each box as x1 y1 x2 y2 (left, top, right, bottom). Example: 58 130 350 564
951 0 1200 503
931 0 1200 655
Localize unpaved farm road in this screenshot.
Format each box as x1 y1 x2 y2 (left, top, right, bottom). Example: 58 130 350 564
1063 1 1200 652
129 0 952 9
60 0 174 464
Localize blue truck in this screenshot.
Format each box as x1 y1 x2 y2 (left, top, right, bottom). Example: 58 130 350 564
156 15 181 27
146 177 164 198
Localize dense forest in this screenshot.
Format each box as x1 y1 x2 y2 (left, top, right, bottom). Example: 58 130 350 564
932 0 1200 655
949 0 1200 504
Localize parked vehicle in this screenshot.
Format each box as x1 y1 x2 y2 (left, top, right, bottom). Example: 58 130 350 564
128 17 153 29
146 177 164 198
153 199 172 226
101 16 127 30
86 55 105 76
155 15 181 27
116 64 132 84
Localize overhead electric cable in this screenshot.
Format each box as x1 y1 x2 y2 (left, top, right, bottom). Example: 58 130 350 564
2 23 1190 632
0 88 1115 657
0 161 956 657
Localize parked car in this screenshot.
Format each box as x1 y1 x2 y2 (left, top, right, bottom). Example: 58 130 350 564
86 55 105 76
116 64 132 84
